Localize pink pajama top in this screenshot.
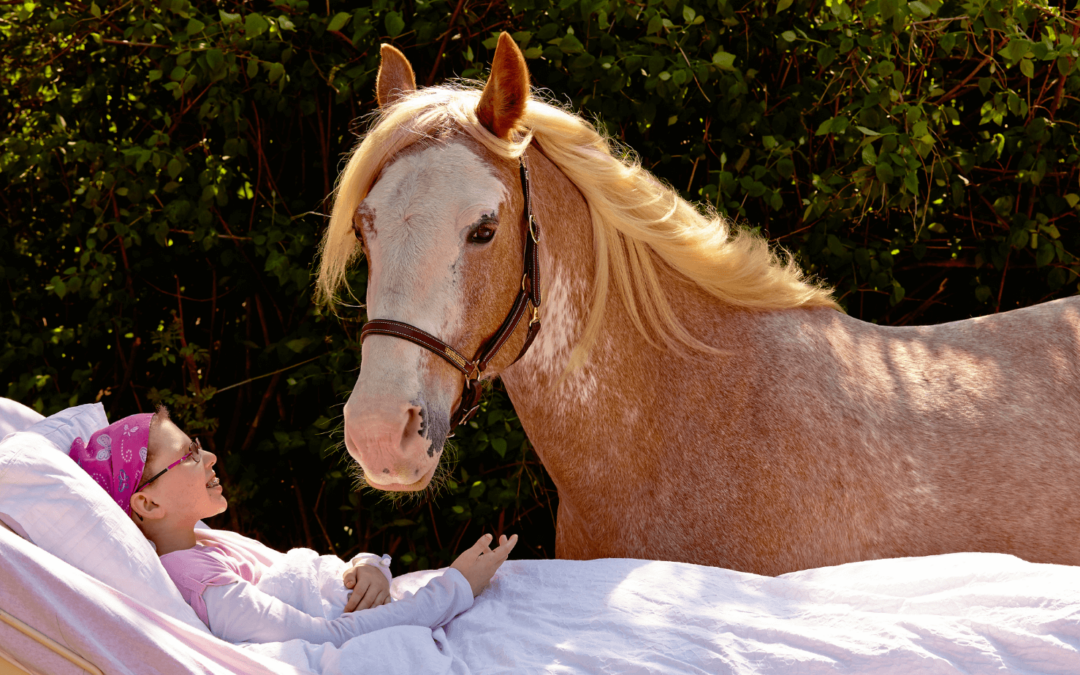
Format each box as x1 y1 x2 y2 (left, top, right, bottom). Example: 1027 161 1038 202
160 532 472 646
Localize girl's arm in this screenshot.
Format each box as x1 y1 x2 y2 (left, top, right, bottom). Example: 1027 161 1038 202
200 568 473 646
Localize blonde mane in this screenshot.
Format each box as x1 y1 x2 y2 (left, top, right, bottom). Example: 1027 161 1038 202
317 84 837 368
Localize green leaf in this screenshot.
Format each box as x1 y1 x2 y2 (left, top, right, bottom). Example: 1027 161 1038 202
220 10 240 25
572 53 595 69
907 1 931 19
50 276 67 299
827 234 847 257
904 171 919 194
781 30 797 43
186 18 205 35
682 6 696 22
491 438 507 458
327 12 351 32
880 0 897 19
245 13 269 38
777 0 794 12
267 62 285 84
558 34 584 54
1057 54 1075 77
278 15 296 31
892 282 905 304
875 161 895 183
385 11 405 37
90 2 101 17
712 51 736 70
1065 194 1080 209
246 58 259 78
285 338 310 353
1020 58 1034 78
856 125 881 136
975 285 992 303
1036 241 1054 268
206 49 224 71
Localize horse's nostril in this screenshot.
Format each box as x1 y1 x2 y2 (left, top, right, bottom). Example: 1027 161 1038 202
403 404 425 444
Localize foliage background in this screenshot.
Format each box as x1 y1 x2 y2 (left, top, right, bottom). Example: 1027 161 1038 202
3 0 1078 570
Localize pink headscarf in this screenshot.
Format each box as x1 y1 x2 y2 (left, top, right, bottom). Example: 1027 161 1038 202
69 413 155 516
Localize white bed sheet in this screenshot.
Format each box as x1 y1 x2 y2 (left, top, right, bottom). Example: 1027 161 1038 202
235 552 1080 675
442 553 1080 674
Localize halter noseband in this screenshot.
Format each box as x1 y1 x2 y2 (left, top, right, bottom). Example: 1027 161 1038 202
359 158 542 431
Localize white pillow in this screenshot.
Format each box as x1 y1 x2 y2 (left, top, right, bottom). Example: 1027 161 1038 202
0 397 44 441
0 403 208 632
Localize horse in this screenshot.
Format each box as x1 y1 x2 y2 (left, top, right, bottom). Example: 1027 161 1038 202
316 33 1080 576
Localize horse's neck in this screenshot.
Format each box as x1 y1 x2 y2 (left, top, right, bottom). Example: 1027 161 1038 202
501 146 760 498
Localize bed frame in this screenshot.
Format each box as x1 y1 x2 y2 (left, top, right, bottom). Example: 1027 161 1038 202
0 519 104 675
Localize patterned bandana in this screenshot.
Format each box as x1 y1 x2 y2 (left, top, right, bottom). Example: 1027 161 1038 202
68 412 155 516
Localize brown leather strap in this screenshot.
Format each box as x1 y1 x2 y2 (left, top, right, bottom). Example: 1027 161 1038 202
361 320 478 379
359 156 542 430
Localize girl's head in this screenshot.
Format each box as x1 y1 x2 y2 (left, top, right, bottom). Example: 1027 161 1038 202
68 408 226 529
131 409 227 527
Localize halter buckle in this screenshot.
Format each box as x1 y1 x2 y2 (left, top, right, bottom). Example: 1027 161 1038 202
529 215 539 243
529 305 540 327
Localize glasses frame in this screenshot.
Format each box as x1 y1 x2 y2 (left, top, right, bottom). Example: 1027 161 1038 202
136 438 202 492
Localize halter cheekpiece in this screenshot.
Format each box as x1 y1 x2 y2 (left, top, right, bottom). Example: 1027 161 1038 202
359 157 542 431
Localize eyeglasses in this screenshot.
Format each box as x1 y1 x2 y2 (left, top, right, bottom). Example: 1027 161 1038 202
136 438 202 492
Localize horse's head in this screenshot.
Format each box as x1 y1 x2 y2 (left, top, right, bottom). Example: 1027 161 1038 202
331 35 536 491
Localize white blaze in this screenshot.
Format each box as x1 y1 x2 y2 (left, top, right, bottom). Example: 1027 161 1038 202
344 141 509 486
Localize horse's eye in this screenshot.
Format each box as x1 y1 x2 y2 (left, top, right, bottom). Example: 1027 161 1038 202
469 224 497 244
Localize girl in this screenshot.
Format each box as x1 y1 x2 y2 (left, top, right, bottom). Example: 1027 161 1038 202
68 408 517 646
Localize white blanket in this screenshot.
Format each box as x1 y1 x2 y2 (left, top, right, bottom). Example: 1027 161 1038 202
237 552 1080 675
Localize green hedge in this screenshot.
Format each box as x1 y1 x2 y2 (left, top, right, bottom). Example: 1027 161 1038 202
3 0 1078 569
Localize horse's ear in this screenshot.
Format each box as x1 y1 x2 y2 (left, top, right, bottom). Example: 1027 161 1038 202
376 44 416 108
476 33 530 139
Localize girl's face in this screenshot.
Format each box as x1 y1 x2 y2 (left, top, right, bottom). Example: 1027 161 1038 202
137 417 227 522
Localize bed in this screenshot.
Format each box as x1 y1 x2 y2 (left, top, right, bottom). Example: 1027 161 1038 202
2 399 1079 674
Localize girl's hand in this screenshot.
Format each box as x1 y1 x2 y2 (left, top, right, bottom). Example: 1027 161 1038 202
450 533 518 598
342 564 391 612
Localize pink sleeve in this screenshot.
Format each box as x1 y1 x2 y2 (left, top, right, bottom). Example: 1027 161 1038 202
160 546 253 627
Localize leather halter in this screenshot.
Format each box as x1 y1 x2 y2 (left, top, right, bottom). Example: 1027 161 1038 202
359 160 542 431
